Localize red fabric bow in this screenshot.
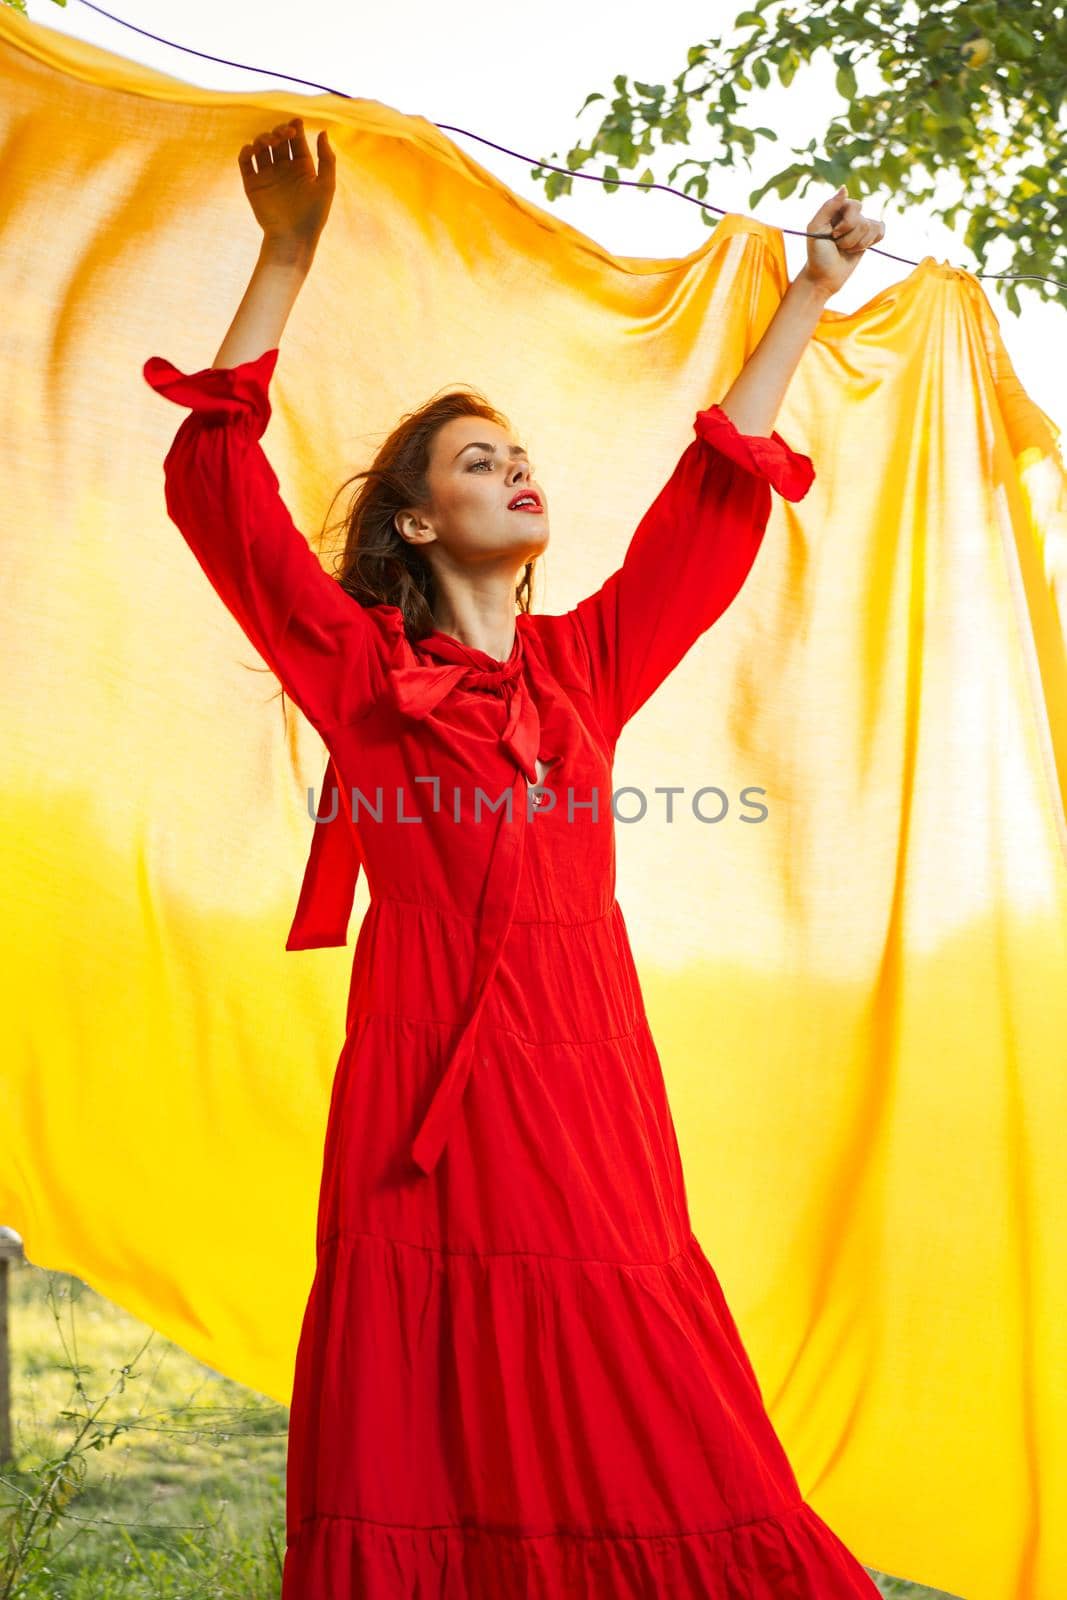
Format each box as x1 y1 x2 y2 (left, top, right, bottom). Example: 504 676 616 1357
388 630 542 784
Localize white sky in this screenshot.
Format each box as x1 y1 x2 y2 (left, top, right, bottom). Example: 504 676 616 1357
25 0 1066 438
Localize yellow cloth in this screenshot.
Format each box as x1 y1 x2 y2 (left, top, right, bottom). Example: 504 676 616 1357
2 10 1066 1598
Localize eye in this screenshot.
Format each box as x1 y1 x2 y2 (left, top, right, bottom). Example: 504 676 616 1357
468 455 537 476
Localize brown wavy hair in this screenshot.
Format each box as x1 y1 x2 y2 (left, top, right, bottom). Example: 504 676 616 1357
261 385 539 719
325 384 536 637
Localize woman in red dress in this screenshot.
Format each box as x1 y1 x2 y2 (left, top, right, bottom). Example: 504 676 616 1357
144 117 886 1596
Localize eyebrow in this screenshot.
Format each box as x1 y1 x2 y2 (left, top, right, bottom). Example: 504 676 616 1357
453 441 529 462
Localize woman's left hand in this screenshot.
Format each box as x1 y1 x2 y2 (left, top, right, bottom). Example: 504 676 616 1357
802 185 886 297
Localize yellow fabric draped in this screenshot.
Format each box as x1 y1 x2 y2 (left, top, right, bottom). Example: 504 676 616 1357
3 11 1067 1598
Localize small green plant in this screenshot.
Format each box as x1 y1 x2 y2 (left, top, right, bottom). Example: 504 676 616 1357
0 1260 287 1598
1 1272 152 1598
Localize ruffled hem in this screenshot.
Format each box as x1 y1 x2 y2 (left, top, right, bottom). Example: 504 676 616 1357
694 404 816 502
282 1228 878 1598
142 346 280 437
282 1498 879 1598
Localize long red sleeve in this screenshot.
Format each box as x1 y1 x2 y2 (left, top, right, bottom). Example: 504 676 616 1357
142 346 386 733
566 404 815 745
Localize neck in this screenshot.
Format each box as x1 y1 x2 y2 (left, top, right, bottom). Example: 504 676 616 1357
435 625 516 663
430 606 518 663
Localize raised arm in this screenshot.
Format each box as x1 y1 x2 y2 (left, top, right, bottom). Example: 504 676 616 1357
143 117 391 734
565 406 816 746
539 190 887 745
143 343 388 733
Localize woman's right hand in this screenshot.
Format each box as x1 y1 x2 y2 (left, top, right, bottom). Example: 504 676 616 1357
238 117 336 248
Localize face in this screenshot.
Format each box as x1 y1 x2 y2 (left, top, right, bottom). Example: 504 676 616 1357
394 416 549 573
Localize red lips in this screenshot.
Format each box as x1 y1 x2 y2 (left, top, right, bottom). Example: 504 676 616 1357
508 490 542 511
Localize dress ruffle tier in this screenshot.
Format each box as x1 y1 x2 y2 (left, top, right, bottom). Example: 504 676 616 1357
284 1221 878 1597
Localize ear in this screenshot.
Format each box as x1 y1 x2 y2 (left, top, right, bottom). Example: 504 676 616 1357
395 509 435 546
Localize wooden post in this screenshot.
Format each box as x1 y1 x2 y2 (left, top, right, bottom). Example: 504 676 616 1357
0 1227 25 1468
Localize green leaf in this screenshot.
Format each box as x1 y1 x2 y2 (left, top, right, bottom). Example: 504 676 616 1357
599 126 637 161
779 50 799 87
835 63 857 99
544 0 1066 317
996 20 1036 58
578 92 605 113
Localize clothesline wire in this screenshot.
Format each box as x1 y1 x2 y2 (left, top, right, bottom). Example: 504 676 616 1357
67 0 1067 292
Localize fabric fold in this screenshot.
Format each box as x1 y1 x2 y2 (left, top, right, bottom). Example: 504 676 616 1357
694 402 817 501
285 1226 880 1598
285 753 363 952
142 347 280 436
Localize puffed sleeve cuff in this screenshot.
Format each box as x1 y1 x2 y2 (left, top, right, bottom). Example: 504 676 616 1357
142 347 280 440
694 403 816 503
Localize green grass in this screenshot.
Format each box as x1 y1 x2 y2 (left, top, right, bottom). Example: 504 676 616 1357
0 1257 962 1598
1 1259 286 1598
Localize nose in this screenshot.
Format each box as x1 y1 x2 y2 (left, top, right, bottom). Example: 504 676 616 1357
505 457 542 506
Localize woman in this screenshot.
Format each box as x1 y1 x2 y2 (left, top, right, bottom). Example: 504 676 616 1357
144 117 887 1597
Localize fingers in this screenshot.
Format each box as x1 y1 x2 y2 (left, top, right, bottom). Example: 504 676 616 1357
830 197 862 238
251 132 276 175
835 221 885 253
289 117 313 162
807 184 885 256
239 118 309 177
236 115 334 190
832 202 885 250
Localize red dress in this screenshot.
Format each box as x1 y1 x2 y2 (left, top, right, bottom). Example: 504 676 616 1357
144 347 880 1598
